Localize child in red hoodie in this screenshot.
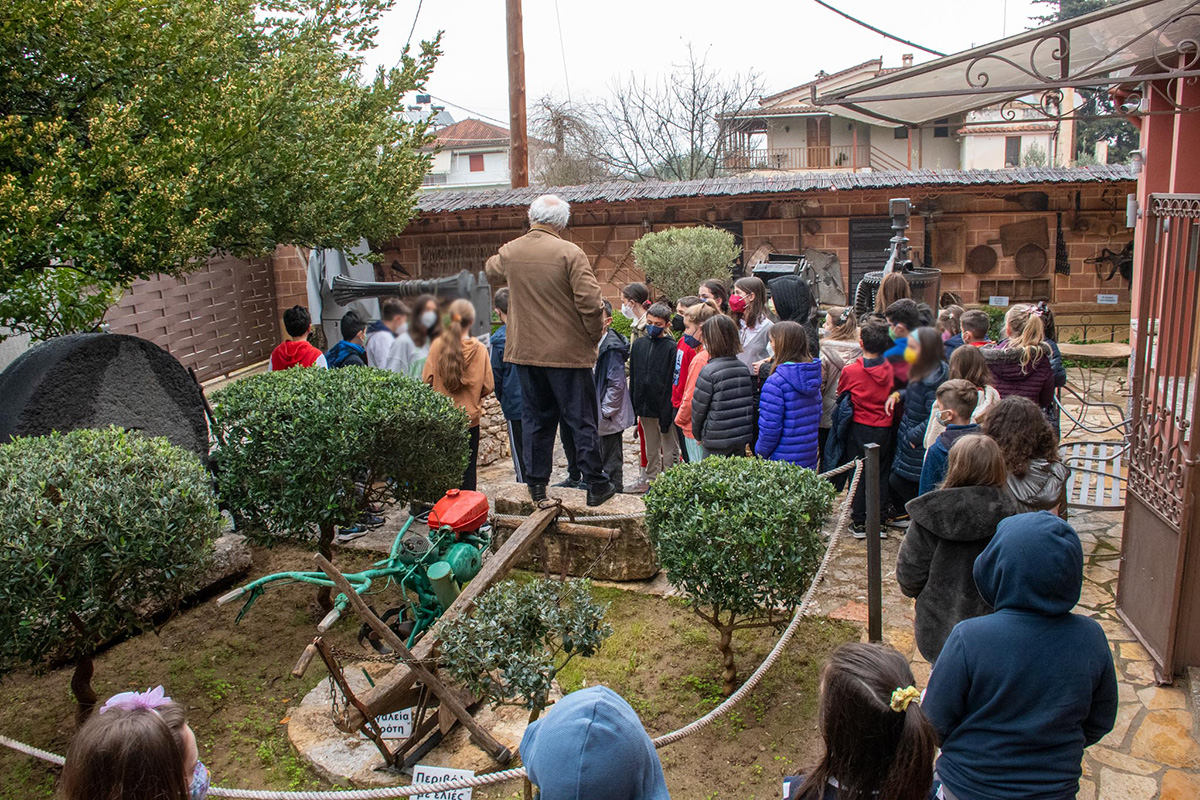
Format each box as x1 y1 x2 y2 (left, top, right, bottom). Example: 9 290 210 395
271 305 328 371
837 319 895 537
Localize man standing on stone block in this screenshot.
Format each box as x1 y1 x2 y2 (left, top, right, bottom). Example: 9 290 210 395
485 194 617 507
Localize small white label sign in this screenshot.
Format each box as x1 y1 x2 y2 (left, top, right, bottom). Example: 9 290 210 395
366 707 414 740
988 296 1010 307
1097 293 1120 305
411 765 474 800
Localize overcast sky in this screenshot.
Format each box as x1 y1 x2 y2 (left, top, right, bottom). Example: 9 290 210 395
361 0 1046 124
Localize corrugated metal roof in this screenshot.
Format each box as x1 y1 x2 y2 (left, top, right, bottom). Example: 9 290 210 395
416 165 1136 214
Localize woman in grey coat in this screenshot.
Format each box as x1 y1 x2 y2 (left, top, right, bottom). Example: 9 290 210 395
897 434 1022 663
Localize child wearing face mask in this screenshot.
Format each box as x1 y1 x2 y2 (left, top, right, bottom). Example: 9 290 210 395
629 302 680 481
918 379 981 495
621 282 651 340
61 686 209 800
387 293 441 378
672 296 702 460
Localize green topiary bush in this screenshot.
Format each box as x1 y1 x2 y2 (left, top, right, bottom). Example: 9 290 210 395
211 367 469 608
0 427 220 720
644 457 834 695
632 226 739 303
438 578 611 723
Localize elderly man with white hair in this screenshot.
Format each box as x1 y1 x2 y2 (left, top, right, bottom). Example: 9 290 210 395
485 194 617 506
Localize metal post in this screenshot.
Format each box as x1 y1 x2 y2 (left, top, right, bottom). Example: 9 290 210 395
864 443 882 643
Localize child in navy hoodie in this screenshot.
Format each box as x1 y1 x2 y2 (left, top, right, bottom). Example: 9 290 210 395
924 512 1118 800
755 321 822 469
837 320 896 537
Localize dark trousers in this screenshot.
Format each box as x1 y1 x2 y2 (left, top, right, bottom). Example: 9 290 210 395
518 365 607 487
461 425 480 491
848 422 892 524
600 433 625 488
507 419 525 483
674 422 690 463
889 473 919 516
559 420 581 482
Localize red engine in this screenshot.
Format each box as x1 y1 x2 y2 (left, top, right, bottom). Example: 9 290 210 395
427 488 489 533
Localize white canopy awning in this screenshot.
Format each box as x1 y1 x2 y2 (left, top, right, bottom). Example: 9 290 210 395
814 0 1200 126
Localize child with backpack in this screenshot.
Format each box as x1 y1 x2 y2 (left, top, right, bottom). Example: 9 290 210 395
423 299 494 491
785 642 936 800
755 321 822 469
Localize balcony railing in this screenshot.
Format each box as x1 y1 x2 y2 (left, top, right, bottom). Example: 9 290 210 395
723 145 870 172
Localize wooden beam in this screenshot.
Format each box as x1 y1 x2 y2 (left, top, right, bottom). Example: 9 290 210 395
339 505 561 732
506 0 528 188
315 554 513 764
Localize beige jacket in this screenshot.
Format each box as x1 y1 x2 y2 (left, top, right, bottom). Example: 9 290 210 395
423 337 495 426
485 225 604 368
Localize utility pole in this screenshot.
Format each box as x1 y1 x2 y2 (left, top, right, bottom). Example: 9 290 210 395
506 0 529 189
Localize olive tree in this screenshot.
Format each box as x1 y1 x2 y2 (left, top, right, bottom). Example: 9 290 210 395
644 457 834 695
1 0 440 341
0 428 221 721
632 226 739 303
439 578 611 724
212 367 469 609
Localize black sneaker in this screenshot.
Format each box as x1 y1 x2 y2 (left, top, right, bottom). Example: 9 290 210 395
528 483 548 502
850 523 887 540
360 513 385 528
336 525 369 543
553 478 586 489
884 512 910 529
586 480 617 507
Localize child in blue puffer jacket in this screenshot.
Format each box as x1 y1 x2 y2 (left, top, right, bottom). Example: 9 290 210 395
755 321 823 469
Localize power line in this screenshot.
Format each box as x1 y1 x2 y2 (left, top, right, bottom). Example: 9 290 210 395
405 0 424 49
427 94 511 127
553 0 572 103
808 0 946 57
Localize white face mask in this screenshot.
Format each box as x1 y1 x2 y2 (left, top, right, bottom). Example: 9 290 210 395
621 303 634 319
420 310 438 330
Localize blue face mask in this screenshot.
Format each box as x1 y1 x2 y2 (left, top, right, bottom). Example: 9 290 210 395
646 324 664 338
682 333 700 348
190 761 210 800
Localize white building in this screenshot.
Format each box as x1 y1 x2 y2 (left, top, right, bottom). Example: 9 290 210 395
723 57 1074 173
423 119 516 190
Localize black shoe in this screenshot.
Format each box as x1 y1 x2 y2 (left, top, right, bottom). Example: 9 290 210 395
553 478 587 490
529 483 547 502
586 480 617 507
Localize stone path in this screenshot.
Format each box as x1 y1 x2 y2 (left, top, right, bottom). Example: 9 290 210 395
812 507 1200 799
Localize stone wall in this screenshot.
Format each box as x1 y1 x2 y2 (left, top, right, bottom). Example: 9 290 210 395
478 394 508 467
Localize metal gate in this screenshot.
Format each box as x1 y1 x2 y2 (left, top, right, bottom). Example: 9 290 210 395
1118 193 1200 680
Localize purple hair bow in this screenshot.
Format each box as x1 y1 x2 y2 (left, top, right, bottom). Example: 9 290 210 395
99 685 172 714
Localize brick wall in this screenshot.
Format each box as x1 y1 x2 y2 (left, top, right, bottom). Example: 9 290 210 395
383 181 1135 314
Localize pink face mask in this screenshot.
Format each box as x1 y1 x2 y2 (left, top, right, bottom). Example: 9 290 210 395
942 330 952 341
729 294 747 314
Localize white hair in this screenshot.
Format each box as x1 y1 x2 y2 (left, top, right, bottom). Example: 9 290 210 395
528 194 570 229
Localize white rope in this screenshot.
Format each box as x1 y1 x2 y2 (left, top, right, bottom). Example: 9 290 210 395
2 460 862 799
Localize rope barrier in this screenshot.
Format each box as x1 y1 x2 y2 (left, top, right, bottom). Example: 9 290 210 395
2 460 863 799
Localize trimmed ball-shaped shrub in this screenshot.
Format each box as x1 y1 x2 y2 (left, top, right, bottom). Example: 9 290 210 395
212 367 469 605
0 427 221 719
632 226 739 303
644 457 834 694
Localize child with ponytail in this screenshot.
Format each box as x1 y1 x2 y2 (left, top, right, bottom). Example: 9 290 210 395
785 642 936 800
424 299 495 490
982 304 1056 421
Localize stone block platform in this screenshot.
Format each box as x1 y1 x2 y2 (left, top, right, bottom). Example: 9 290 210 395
491 482 658 581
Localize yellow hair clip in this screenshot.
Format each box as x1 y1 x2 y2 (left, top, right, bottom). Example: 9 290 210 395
890 685 920 713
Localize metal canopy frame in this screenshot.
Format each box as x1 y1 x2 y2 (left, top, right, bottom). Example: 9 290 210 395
812 0 1200 127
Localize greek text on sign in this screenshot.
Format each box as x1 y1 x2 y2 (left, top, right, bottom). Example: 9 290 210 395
362 707 413 740
1097 293 1120 305
410 765 474 800
989 296 1010 307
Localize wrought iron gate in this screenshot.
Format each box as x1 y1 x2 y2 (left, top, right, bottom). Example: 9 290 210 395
1118 193 1200 680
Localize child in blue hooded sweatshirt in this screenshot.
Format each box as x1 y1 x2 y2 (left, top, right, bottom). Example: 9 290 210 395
755 321 822 469
924 512 1118 800
521 686 670 800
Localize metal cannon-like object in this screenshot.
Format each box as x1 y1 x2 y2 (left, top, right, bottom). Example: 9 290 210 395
854 198 941 314
331 270 492 338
